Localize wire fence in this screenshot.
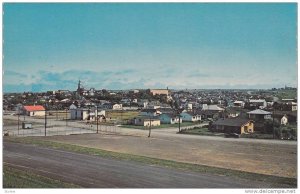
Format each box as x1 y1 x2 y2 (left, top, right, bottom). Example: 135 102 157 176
3 115 118 137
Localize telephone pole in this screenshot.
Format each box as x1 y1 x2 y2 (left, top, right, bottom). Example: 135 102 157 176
65 109 68 126
18 109 20 135
96 106 99 134
44 107 47 136
148 116 152 138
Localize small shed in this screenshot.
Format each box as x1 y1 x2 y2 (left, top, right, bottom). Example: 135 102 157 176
22 122 32 129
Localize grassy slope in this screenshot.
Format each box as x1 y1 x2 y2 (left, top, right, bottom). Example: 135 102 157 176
3 165 80 188
4 137 297 188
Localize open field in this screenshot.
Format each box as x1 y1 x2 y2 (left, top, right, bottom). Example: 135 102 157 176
106 110 139 120
3 165 80 188
275 89 297 100
4 139 296 188
7 131 296 179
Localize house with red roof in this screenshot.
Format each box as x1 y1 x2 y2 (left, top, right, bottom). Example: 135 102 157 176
23 105 45 117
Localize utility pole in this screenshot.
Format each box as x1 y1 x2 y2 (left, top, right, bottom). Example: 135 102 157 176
65 108 68 126
273 105 275 139
44 106 47 136
18 109 20 135
56 106 58 120
178 114 181 133
96 106 99 134
148 116 152 138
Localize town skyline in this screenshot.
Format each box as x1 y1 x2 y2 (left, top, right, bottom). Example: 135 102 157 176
3 3 297 92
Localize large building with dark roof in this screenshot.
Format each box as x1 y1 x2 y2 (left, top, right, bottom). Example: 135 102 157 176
210 118 254 134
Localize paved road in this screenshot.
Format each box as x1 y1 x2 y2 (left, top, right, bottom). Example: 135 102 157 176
4 142 273 188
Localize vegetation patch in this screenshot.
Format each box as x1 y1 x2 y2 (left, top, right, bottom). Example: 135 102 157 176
179 127 224 136
3 165 80 188
5 136 297 188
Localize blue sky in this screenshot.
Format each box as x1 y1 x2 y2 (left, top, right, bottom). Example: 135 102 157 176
3 3 297 92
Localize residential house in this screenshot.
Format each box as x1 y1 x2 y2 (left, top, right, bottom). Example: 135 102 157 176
249 99 267 109
233 101 245 108
159 113 182 124
210 118 254 134
198 110 222 120
23 105 45 117
140 109 161 117
102 103 113 109
132 116 161 127
69 105 106 121
180 111 201 122
150 89 170 96
247 109 272 120
202 104 225 111
225 108 241 118
281 115 288 125
112 104 123 110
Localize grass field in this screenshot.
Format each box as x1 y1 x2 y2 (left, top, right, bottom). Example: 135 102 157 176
5 137 297 188
275 89 297 100
3 165 80 188
106 110 139 120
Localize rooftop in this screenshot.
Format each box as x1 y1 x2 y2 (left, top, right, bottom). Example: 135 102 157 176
212 118 252 127
23 105 45 111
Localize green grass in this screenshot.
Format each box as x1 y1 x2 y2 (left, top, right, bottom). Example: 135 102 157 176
180 127 224 137
4 136 297 188
240 133 275 139
3 165 80 188
275 89 297 100
106 111 139 120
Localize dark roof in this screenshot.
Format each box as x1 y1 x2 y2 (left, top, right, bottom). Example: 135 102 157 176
183 111 200 116
196 110 220 115
140 109 157 113
157 107 174 113
212 118 252 127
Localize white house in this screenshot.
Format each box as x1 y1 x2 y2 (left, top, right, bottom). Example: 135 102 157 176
281 115 288 125
233 101 245 108
180 112 201 122
69 105 106 121
112 104 123 110
202 104 224 111
247 109 272 120
132 117 161 126
23 105 45 117
249 99 267 109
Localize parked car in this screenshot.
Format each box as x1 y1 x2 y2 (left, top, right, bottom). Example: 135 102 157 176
224 133 240 138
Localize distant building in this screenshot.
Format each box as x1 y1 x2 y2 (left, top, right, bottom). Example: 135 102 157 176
210 118 254 134
112 104 123 110
132 117 161 127
247 109 272 120
23 105 45 117
180 112 201 122
140 109 161 117
281 115 288 125
249 99 267 109
233 101 245 108
150 89 170 96
69 104 106 121
159 113 182 124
